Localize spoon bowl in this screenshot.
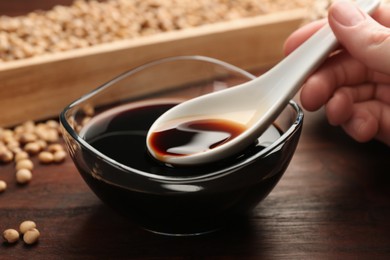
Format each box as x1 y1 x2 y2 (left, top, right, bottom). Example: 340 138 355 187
146 0 380 166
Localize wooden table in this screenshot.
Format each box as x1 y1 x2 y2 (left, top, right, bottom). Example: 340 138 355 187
1 1 390 259
1 107 389 259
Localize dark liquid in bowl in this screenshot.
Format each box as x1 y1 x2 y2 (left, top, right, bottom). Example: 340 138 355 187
81 102 282 174
75 102 295 235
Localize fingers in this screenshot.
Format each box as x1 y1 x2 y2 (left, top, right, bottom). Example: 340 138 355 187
370 4 390 27
283 19 326 55
340 103 379 143
325 87 354 125
283 2 390 146
340 100 390 146
300 48 390 112
328 1 390 74
284 4 390 59
326 83 379 125
299 51 368 111
324 84 390 145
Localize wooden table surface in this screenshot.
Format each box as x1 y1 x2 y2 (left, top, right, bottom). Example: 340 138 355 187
1 107 389 259
1 1 390 259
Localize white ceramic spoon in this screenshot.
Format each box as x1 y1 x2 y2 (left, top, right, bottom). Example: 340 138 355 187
147 0 380 166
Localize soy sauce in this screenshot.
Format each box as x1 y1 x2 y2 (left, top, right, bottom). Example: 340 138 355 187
148 118 246 157
75 101 292 234
80 102 281 176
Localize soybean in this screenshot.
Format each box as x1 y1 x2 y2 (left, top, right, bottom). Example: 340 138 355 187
15 159 34 171
19 220 37 234
3 229 19 244
38 151 54 164
24 142 42 154
0 180 7 192
23 228 40 245
53 150 67 163
16 169 33 184
0 0 312 62
0 147 13 163
14 151 29 162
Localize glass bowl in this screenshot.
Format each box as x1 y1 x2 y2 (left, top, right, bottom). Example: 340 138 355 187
60 56 303 236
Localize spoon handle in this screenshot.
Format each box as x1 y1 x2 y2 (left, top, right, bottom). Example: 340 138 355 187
265 0 381 100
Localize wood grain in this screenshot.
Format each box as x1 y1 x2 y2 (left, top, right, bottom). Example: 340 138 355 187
0 108 389 259
0 0 74 16
1 2 390 259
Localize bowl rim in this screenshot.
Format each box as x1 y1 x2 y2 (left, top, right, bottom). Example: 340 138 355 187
60 55 304 182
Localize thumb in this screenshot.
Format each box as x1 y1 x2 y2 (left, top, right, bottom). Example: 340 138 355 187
328 0 390 74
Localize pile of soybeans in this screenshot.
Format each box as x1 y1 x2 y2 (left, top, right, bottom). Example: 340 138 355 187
0 0 313 62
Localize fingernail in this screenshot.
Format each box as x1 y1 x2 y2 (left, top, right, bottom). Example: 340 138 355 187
330 1 365 26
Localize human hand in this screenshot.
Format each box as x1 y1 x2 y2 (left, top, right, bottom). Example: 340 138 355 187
284 0 390 146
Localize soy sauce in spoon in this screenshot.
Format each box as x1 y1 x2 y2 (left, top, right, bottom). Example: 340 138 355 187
148 118 246 159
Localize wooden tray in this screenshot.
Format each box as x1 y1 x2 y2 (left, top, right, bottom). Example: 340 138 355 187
0 9 306 127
